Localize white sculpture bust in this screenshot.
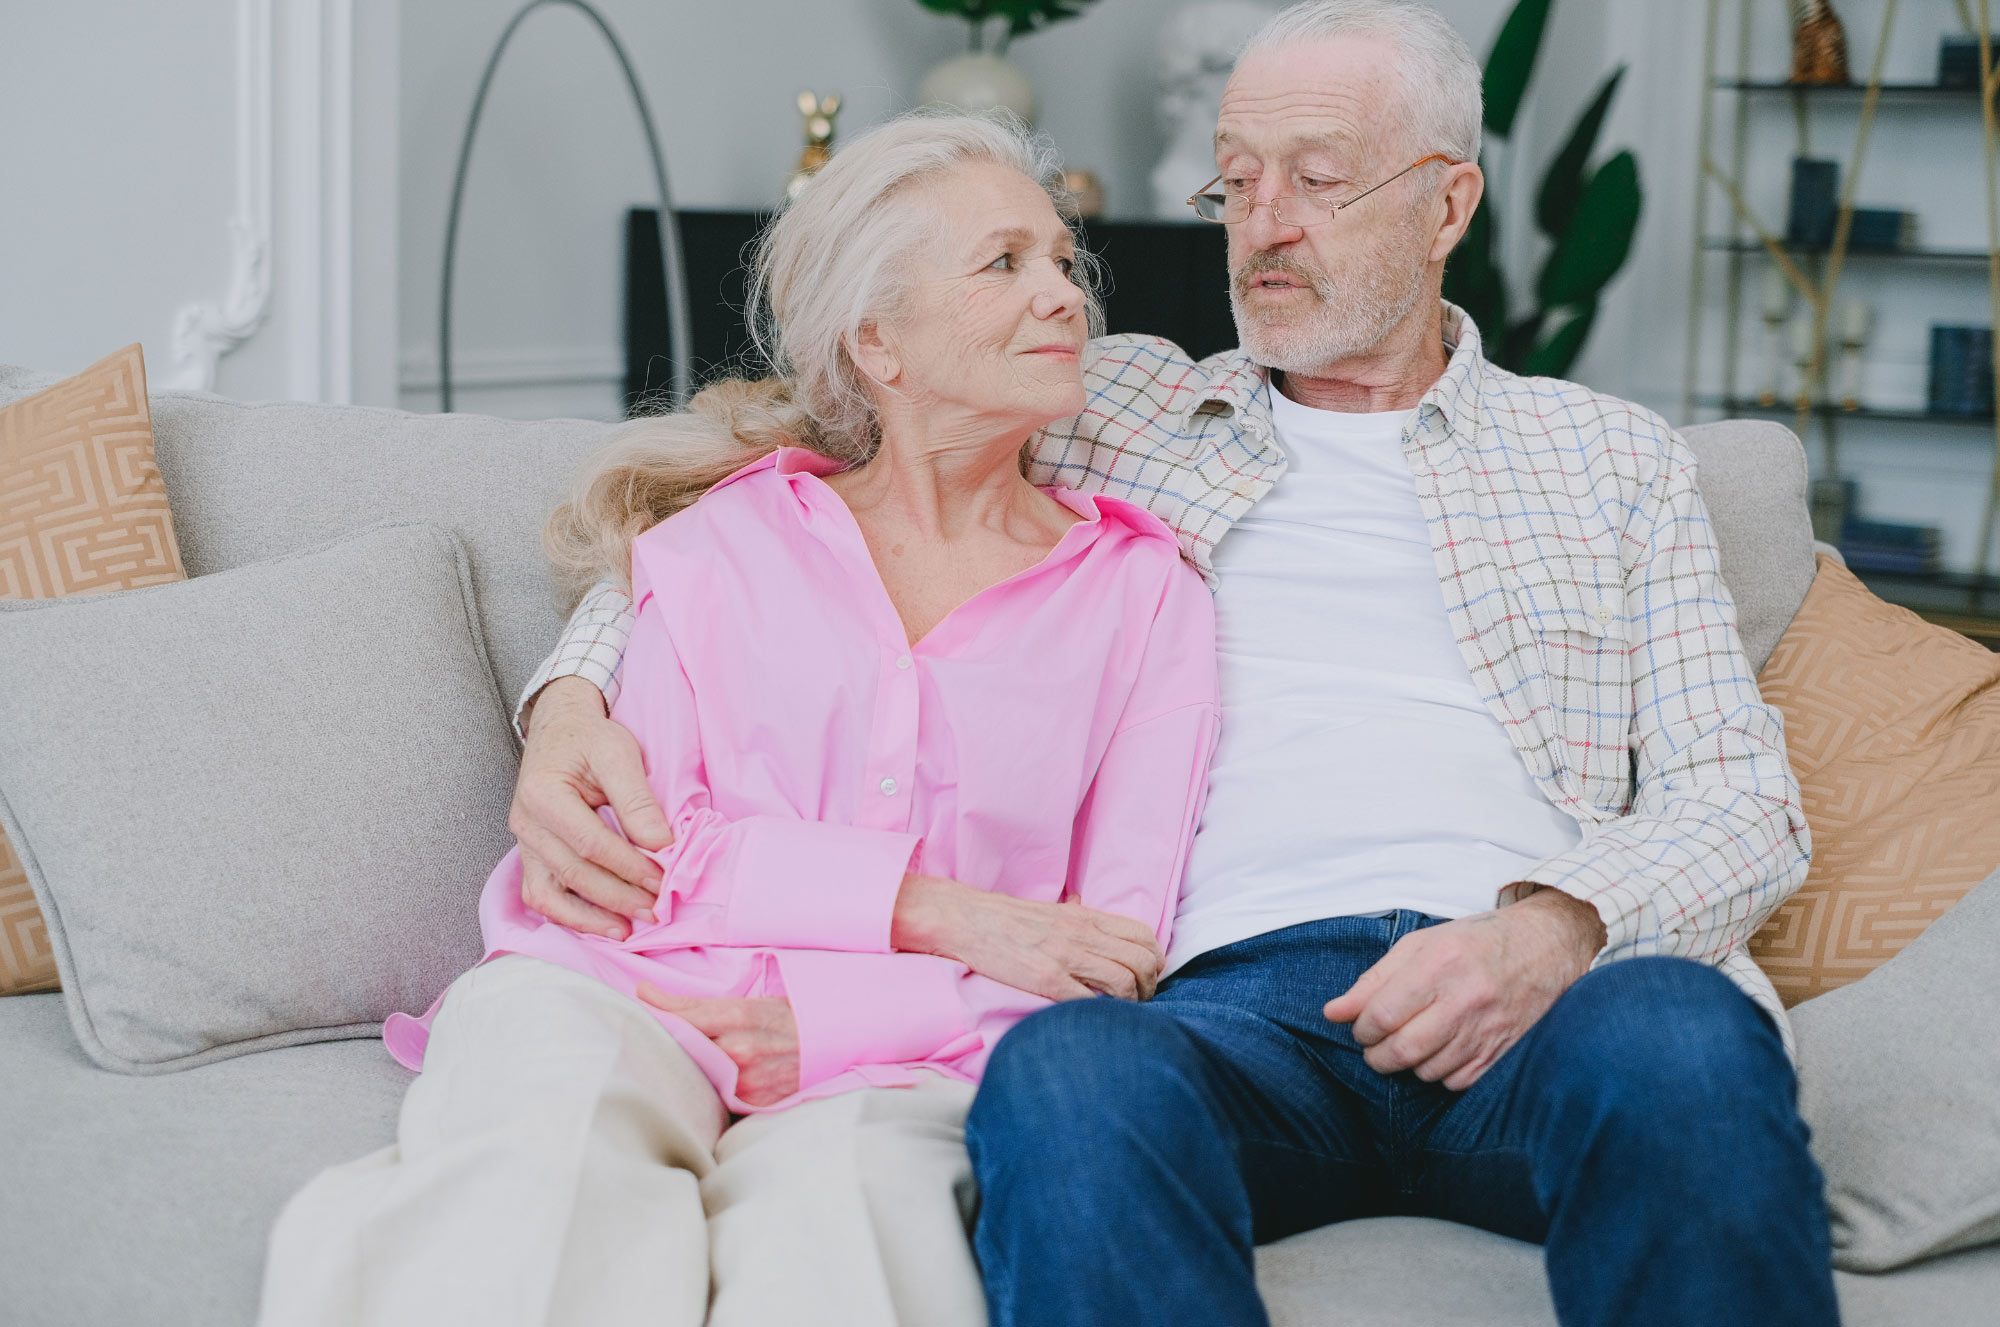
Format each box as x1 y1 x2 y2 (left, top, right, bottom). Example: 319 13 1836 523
1151 1 1278 220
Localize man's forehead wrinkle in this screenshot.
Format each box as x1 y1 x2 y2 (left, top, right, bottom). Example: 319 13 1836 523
1215 92 1379 169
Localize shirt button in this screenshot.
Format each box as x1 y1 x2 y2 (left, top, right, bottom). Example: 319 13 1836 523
1594 605 1615 626
895 654 912 670
879 777 899 796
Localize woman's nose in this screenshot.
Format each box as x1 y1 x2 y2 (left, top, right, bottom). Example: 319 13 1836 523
1031 259 1083 320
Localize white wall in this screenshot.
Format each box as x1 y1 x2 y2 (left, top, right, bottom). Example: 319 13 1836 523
0 1 401 407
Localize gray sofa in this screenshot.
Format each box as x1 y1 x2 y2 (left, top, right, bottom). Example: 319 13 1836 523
2 361 1995 1326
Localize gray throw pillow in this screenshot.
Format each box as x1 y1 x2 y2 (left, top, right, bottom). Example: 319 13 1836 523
1792 869 2000 1272
0 524 519 1073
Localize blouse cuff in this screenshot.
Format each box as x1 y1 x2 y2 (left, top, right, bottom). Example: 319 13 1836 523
722 820 920 952
774 950 973 1090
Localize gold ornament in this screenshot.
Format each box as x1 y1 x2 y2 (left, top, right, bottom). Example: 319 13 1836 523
786 91 841 202
1061 169 1106 219
1789 1 1850 87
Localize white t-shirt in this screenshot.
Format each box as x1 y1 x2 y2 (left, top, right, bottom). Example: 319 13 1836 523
1167 385 1584 970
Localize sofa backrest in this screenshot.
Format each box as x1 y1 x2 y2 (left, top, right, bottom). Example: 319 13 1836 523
1678 419 1818 674
0 366 1819 690
0 364 612 709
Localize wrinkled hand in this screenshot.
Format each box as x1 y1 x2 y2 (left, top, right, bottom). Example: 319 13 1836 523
1322 889 1606 1092
637 986 800 1107
511 677 675 940
891 874 1165 1002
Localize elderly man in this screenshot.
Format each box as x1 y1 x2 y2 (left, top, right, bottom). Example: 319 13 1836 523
504 3 1836 1325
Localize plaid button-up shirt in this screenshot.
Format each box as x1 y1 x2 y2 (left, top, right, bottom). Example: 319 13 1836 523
525 303 1811 1052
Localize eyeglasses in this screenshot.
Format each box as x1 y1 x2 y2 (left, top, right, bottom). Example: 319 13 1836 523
1187 154 1461 227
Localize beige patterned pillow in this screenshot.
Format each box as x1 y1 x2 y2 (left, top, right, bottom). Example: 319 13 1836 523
0 344 184 994
1750 554 2000 1004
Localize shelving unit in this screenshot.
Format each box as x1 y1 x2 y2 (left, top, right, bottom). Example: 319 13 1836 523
1685 0 2000 646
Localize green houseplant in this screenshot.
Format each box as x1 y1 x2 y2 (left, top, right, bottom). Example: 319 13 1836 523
1442 0 1644 378
915 0 1100 54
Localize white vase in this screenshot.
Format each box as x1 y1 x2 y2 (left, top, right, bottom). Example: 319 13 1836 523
919 53 1037 124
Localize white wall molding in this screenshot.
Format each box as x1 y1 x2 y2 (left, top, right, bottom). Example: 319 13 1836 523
279 0 356 403
162 0 273 392
161 0 381 402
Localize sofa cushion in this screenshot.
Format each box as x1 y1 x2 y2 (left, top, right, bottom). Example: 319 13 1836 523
0 524 518 1072
0 993 410 1327
1677 419 1818 676
1749 555 2000 1004
0 344 187 996
1792 869 2000 1272
8 973 1993 1327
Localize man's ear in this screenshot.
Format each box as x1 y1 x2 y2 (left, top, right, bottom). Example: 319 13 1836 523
1429 162 1485 264
847 321 900 388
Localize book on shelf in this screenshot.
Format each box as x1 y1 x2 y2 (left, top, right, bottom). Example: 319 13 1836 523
1787 158 1839 248
1928 325 1996 418
1840 517 1943 576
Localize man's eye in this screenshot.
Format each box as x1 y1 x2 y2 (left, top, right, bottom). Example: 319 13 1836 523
1224 179 1252 193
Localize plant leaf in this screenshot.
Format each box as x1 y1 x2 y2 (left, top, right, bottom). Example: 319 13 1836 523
1501 313 1547 370
1535 150 1641 308
1441 184 1509 344
1519 299 1599 378
1536 65 1625 239
988 0 1097 36
1483 0 1553 139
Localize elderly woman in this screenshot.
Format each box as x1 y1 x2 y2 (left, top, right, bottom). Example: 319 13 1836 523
257 114 1218 1327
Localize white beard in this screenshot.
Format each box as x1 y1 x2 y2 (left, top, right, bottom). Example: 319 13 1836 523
1228 223 1431 375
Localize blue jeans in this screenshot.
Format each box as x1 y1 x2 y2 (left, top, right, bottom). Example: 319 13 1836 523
966 913 1838 1327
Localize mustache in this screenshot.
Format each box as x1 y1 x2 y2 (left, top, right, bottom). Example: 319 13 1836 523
1232 251 1330 301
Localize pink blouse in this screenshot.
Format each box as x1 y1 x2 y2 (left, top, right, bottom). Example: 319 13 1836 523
385 448 1218 1113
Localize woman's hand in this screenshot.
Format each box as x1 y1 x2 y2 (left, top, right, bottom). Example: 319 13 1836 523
891 874 1165 1002
637 986 800 1107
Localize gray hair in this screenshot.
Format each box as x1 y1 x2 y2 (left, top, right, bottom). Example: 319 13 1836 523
543 110 1102 597
1239 1 1483 166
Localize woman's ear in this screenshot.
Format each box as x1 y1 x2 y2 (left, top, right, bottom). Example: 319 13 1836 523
847 321 901 388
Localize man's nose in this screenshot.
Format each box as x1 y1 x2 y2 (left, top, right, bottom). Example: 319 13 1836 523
1236 186 1306 251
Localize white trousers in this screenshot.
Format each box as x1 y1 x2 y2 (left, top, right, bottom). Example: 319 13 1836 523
258 955 987 1327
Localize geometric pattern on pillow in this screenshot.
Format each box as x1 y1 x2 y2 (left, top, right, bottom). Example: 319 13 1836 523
1750 553 2000 1004
0 343 184 994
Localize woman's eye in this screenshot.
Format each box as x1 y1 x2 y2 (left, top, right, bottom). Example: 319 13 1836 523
1055 257 1075 278
988 253 1015 272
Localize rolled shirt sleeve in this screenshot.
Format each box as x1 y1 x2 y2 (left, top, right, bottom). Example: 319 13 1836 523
514 580 637 737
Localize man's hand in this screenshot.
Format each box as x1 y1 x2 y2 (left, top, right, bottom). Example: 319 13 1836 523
890 874 1165 1002
637 986 800 1107
511 677 674 941
1323 889 1607 1092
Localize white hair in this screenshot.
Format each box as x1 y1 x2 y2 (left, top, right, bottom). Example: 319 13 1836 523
748 109 1103 458
1238 0 1484 166
543 111 1102 596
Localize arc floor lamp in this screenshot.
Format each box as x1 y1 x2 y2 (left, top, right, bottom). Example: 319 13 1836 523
438 0 692 413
